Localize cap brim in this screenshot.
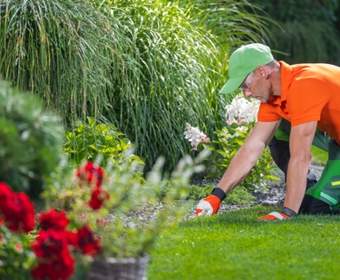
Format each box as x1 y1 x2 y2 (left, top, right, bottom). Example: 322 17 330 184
219 76 246 94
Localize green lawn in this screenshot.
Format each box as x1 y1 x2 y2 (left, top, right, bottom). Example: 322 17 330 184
147 206 340 280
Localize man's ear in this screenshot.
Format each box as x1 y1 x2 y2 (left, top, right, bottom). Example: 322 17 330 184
258 66 269 78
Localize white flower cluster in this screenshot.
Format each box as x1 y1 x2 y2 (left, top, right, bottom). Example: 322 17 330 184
183 123 210 151
225 95 260 125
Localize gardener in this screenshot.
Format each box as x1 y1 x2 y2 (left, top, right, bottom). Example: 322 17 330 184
196 43 340 220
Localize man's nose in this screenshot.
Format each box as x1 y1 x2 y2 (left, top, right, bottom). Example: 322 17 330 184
244 90 252 98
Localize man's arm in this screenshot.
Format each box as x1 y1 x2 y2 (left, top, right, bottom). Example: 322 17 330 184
196 120 281 216
284 121 317 213
217 120 281 194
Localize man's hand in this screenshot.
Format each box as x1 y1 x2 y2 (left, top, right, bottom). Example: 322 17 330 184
196 195 221 216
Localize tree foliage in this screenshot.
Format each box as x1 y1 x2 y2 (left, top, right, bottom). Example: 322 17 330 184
248 0 340 64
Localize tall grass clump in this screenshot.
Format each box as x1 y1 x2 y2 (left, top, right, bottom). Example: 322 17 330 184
88 0 223 171
0 0 272 173
178 0 272 48
88 0 272 172
0 0 118 126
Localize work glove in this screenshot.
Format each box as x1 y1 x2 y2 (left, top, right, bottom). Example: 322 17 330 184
258 207 298 221
196 188 226 216
258 212 289 220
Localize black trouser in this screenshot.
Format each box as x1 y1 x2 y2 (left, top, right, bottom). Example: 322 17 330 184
300 194 339 215
268 136 317 188
268 136 290 181
267 136 336 215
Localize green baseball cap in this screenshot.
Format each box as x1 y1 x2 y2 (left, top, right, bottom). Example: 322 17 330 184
220 43 274 94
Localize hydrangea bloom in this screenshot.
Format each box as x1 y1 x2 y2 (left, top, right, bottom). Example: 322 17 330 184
225 95 260 125
234 125 249 137
183 123 210 151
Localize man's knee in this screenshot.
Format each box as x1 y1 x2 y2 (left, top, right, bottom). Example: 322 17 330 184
299 194 338 215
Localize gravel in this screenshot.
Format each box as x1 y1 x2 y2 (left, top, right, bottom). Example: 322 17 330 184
124 165 325 222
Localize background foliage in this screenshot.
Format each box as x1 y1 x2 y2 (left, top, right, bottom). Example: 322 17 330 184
0 81 64 198
248 0 340 65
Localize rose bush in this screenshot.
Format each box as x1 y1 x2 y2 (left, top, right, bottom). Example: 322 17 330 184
0 179 103 279
1 146 204 279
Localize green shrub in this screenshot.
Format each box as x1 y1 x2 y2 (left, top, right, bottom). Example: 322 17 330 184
0 224 36 279
0 81 64 198
208 126 278 191
63 117 145 168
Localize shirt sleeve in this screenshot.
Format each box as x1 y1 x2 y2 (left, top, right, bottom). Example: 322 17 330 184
257 102 281 122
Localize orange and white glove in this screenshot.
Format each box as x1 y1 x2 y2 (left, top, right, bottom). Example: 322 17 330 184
258 207 298 221
196 188 226 216
258 212 289 220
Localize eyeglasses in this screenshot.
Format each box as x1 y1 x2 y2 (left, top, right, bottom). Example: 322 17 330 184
238 72 254 92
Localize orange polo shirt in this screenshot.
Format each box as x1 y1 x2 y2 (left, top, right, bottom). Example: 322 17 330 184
258 61 340 145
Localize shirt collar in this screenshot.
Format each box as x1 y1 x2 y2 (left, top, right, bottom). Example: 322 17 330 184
267 61 291 106
279 61 291 102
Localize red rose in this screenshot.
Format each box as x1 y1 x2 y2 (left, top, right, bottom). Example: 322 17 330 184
76 224 102 256
64 230 79 249
76 162 104 188
88 188 109 210
0 189 35 233
31 253 75 280
31 228 76 279
0 182 12 201
31 229 70 260
39 209 70 230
